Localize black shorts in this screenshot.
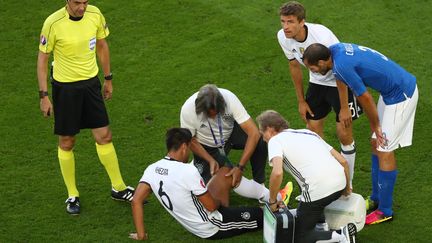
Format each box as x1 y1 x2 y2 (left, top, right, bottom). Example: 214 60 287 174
295 190 344 243
207 206 263 239
305 83 362 122
52 76 109 136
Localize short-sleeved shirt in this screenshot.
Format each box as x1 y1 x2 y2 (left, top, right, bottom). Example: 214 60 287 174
140 157 222 238
39 5 109 82
268 129 346 202
277 23 339 87
180 89 250 147
330 43 417 105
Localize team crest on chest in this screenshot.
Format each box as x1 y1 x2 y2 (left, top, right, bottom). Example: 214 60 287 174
299 47 305 55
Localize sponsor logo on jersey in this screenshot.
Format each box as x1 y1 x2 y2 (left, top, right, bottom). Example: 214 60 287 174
200 123 207 129
241 212 251 220
89 37 96 50
40 35 47 45
155 167 169 175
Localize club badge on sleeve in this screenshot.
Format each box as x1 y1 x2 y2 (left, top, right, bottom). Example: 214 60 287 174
40 35 47 45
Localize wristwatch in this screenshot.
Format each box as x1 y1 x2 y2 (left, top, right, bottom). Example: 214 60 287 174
104 72 113 80
39 91 48 99
237 164 245 172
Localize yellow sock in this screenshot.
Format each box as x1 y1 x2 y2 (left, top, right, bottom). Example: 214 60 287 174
96 142 127 191
58 147 79 197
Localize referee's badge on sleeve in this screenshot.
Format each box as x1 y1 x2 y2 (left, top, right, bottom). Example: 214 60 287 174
40 35 47 45
89 37 96 50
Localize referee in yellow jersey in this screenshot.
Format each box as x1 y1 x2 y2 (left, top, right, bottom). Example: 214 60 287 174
37 0 134 215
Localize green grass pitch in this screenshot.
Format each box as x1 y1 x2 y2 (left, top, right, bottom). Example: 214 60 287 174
1 0 431 242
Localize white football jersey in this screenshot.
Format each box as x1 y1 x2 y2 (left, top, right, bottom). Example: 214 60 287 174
268 129 346 202
180 88 250 147
277 23 339 87
140 157 222 238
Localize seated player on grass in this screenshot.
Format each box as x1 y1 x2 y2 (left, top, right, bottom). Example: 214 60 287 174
129 128 291 240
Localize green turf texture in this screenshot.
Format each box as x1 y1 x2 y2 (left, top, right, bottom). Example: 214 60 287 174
1 0 431 242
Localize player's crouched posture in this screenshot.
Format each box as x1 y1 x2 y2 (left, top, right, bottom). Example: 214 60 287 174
129 128 263 240
303 43 418 225
257 110 357 243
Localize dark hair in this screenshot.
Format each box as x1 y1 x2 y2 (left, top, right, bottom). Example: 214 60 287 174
165 128 192 151
279 1 305 21
256 110 289 133
195 84 226 117
303 43 331 66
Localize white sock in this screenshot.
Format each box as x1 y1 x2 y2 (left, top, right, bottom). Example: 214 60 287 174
316 231 344 243
341 141 356 188
233 177 281 201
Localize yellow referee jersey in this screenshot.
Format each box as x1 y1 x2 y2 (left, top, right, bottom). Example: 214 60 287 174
39 5 109 82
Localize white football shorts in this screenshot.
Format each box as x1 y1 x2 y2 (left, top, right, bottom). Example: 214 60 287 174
372 85 418 152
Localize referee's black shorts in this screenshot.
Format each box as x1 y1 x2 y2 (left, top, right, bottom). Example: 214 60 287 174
305 83 362 122
52 76 109 136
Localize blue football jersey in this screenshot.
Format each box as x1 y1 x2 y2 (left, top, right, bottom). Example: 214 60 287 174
330 43 416 105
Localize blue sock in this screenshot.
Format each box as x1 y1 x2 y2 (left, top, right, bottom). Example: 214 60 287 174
378 169 397 216
370 154 379 202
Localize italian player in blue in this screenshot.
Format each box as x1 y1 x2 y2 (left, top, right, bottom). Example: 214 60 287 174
302 43 418 225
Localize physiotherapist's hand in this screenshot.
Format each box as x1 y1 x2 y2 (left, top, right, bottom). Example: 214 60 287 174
225 167 243 188
339 107 352 128
40 96 53 117
129 232 148 241
298 101 314 123
270 200 286 212
103 79 113 100
209 160 220 176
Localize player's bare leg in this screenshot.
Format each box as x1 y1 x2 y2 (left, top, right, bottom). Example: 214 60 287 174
207 167 233 207
306 118 325 138
210 168 281 204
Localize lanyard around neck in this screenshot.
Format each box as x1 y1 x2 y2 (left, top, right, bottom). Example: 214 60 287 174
208 114 224 148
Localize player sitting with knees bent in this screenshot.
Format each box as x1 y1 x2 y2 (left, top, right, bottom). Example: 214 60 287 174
129 128 264 240
257 110 357 243
180 84 292 204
